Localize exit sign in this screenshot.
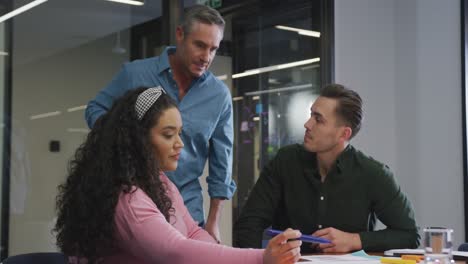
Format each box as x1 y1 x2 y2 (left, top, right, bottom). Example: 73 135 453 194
197 0 222 9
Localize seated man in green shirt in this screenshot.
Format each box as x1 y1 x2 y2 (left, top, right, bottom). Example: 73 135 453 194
233 84 420 253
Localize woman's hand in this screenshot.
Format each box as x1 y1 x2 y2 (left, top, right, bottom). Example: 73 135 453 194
263 228 302 264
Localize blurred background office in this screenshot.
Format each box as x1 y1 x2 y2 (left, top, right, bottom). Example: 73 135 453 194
0 0 464 260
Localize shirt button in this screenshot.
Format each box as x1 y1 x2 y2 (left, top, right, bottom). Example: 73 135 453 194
318 224 322 228
320 196 324 201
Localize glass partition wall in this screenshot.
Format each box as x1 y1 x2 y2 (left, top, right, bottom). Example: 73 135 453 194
228 1 327 218
0 1 12 259
0 0 332 258
5 0 162 258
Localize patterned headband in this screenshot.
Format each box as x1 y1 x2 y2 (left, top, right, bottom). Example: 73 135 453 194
135 87 166 120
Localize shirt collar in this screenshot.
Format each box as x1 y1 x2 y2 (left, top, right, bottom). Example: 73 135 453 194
301 144 355 179
157 46 175 74
334 144 354 175
157 46 208 81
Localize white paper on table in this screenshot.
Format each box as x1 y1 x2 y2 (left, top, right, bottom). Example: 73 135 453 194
384 248 468 258
297 254 381 263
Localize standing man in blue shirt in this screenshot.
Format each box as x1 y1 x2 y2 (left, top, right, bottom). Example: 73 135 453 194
85 5 235 243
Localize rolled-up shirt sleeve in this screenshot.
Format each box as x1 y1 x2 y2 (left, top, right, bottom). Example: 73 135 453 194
359 166 420 250
207 96 236 199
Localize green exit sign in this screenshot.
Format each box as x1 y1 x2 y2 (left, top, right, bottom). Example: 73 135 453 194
197 0 222 9
211 0 222 8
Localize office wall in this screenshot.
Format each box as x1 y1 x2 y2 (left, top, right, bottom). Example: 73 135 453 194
9 32 130 255
335 0 465 247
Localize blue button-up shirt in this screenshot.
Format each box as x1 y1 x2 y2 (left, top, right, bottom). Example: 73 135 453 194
85 47 236 224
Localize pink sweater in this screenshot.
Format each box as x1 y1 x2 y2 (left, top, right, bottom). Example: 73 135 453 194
102 173 264 264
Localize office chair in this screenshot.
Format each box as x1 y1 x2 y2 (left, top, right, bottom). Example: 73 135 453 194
459 243 468 252
2 252 67 264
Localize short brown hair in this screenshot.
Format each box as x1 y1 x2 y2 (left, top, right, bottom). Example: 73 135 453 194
181 5 225 35
320 84 363 139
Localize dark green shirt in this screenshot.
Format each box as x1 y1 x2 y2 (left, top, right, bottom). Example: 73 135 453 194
233 144 420 252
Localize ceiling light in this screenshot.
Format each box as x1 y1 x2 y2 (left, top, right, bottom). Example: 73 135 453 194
67 128 90 133
67 105 87 112
30 111 61 120
277 58 320 69
104 0 144 6
298 30 320 38
232 58 320 79
232 69 261 78
0 0 48 24
275 25 320 38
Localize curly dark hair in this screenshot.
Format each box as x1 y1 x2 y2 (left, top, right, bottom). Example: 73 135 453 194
54 87 177 263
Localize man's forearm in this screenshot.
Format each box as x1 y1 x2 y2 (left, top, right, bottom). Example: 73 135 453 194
204 198 225 242
206 198 224 225
359 228 420 251
232 216 266 248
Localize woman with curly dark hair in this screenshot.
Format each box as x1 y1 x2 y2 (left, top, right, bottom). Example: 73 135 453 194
54 87 302 264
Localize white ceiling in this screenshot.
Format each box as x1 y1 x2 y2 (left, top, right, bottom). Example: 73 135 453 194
11 0 163 66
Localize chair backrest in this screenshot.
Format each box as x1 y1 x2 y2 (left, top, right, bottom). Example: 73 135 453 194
2 252 67 264
458 243 468 252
